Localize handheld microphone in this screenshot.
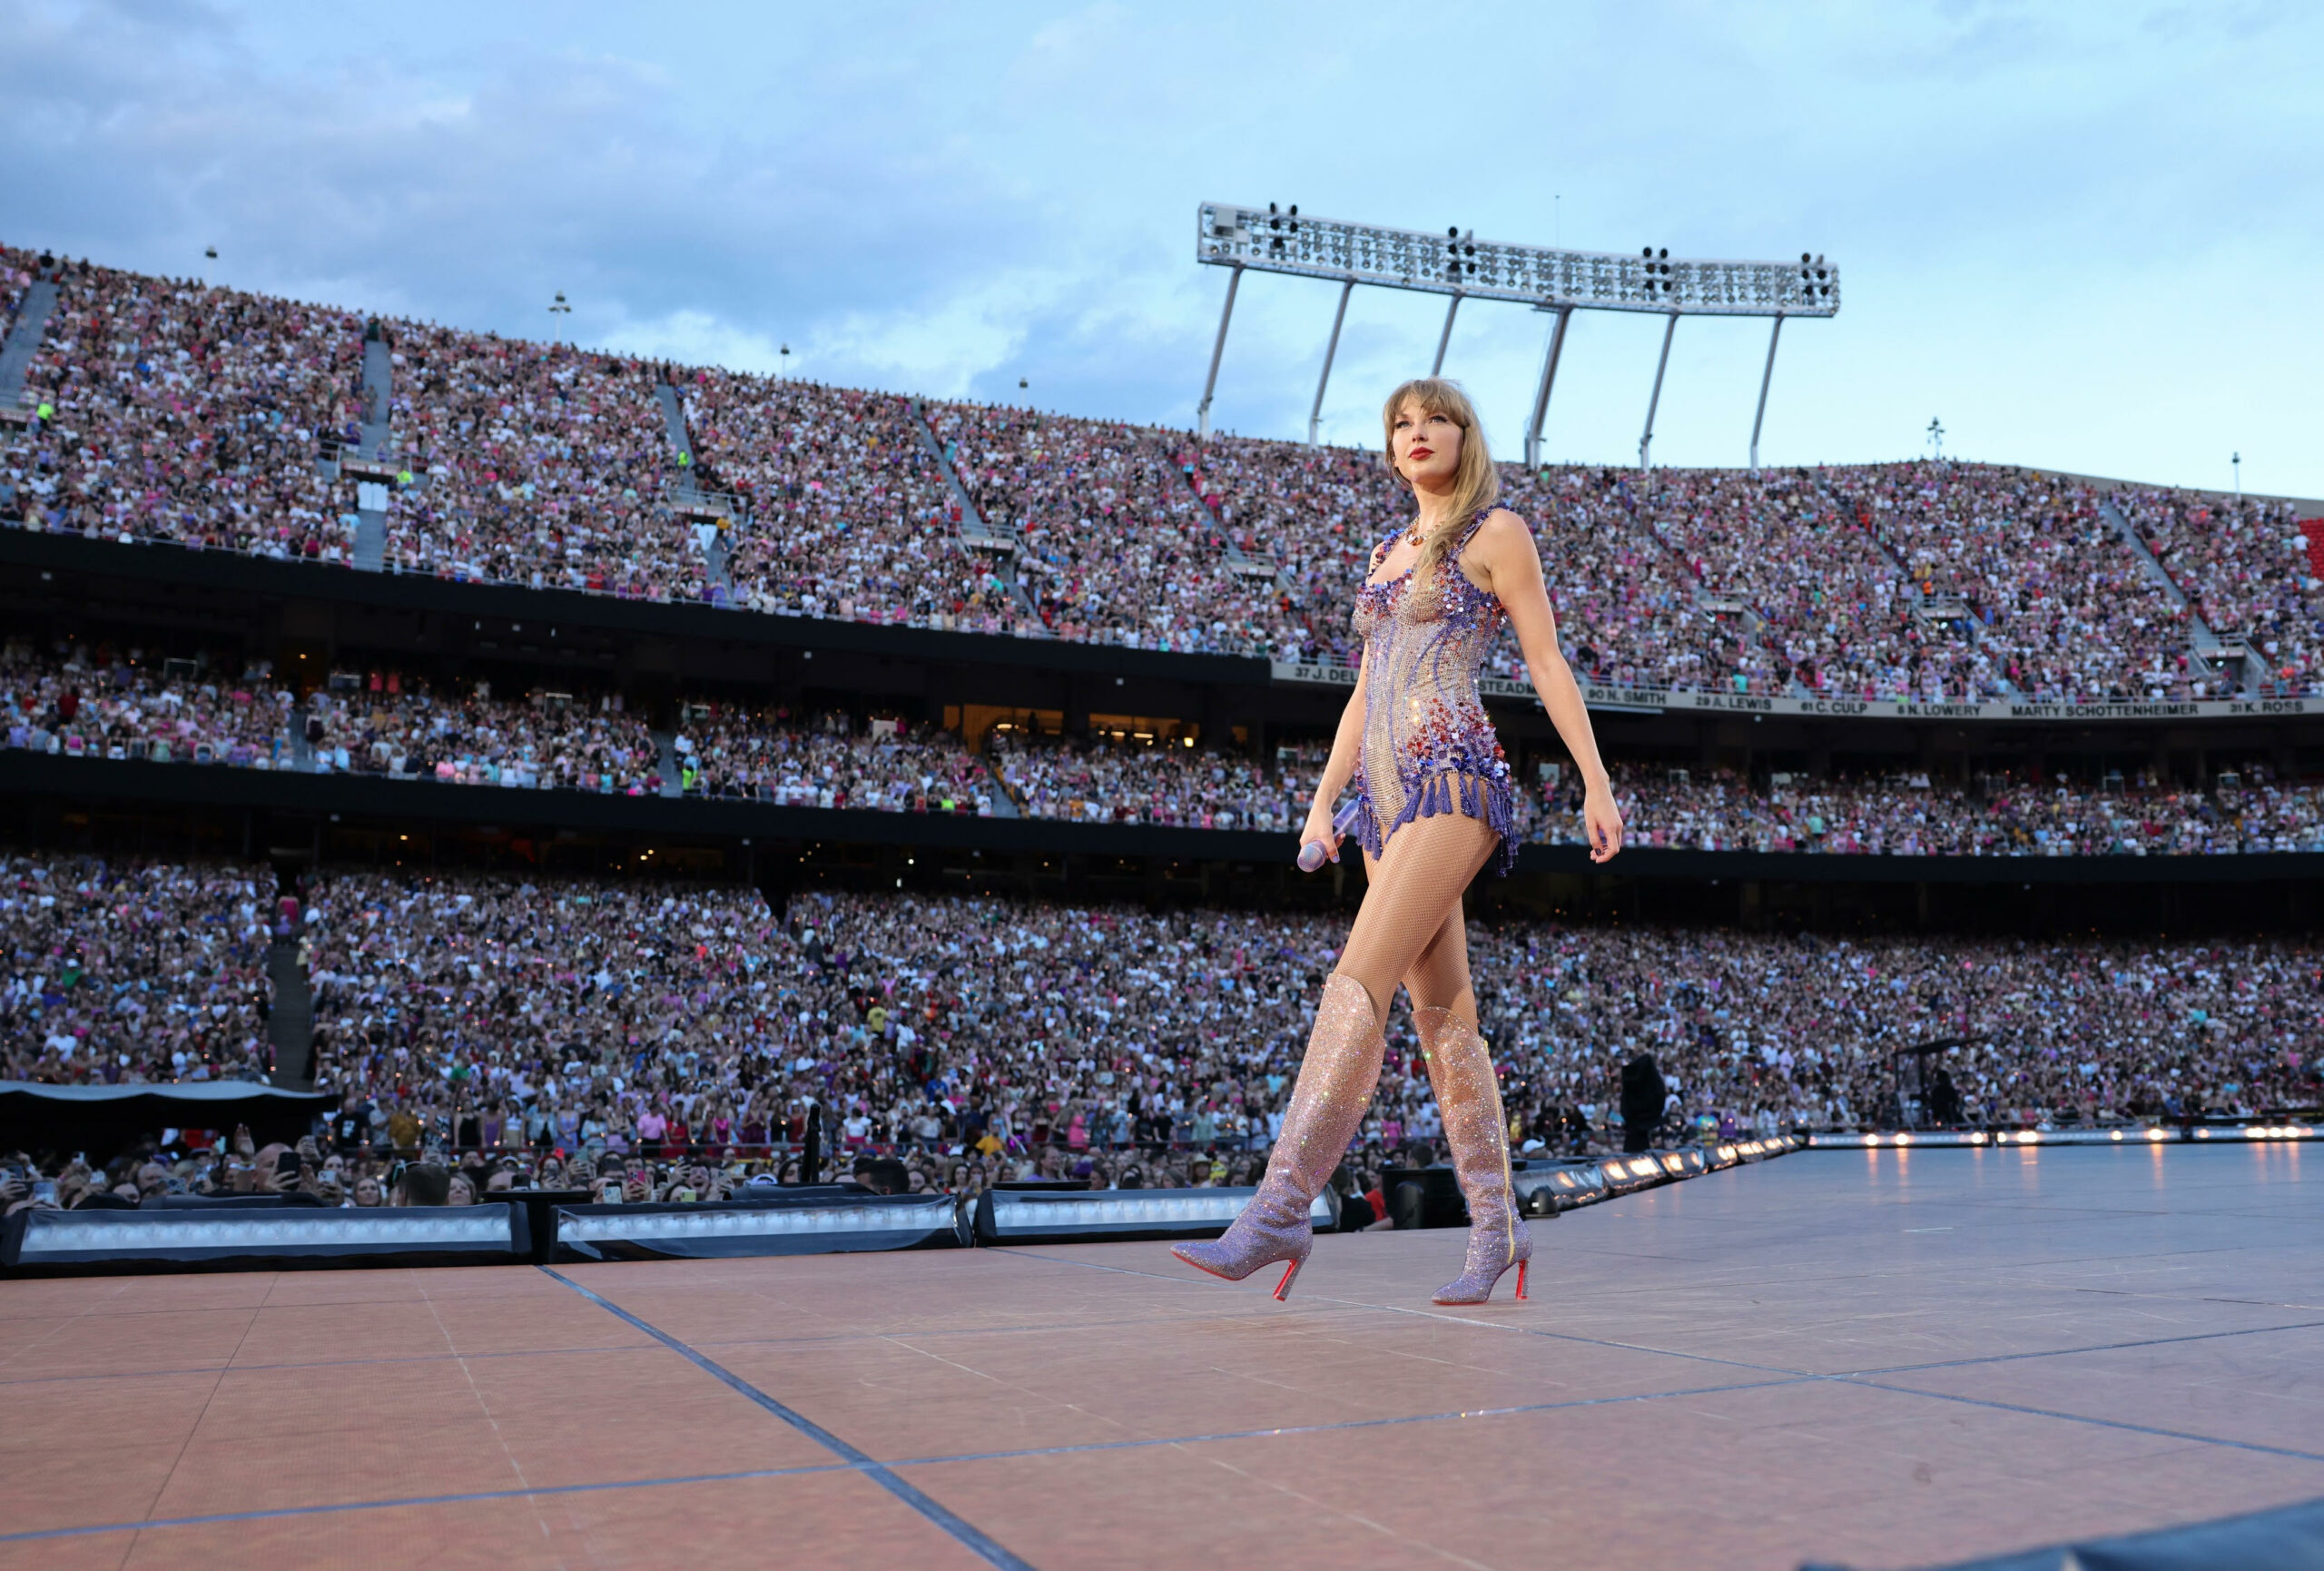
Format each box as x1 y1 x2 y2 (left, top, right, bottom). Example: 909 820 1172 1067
1297 800 1365 871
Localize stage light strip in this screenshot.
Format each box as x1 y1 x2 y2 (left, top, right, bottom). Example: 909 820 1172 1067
555 1199 957 1245
1807 1126 2319 1150
13 1207 520 1260
978 1187 1333 1240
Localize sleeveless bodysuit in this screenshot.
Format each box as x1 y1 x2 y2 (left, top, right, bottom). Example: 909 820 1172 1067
1351 512 1519 876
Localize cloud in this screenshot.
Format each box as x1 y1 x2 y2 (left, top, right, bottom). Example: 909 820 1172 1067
2 0 2319 494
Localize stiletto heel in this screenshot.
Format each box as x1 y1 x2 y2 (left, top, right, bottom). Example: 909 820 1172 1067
1273 1259 1303 1300
1514 1259 1528 1300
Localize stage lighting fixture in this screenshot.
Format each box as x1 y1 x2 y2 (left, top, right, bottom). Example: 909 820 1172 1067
973 1185 1336 1245
1512 1164 1604 1214
3 1204 530 1274
554 1193 967 1261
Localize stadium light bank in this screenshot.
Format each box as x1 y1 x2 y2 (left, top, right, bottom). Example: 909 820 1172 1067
1193 200 1840 470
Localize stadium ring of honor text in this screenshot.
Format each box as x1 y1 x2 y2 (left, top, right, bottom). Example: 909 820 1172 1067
1269 662 2320 725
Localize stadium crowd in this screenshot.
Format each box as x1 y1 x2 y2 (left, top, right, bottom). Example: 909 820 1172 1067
1819 464 2202 700
11 631 2320 854
675 709 997 813
0 853 278 1085
2116 485 2324 697
378 323 697 597
7 249 2315 706
4 640 290 766
5 858 2315 1219
3 257 359 560
988 733 1304 829
1558 762 2324 856
679 371 1025 629
300 679 664 793
923 400 1283 654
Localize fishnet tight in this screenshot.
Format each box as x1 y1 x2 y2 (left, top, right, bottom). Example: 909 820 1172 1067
1335 810 1499 1027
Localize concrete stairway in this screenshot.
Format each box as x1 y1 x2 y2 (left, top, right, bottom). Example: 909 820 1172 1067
2096 495 2240 691
655 383 699 492
358 340 393 455
981 756 1019 817
266 937 314 1087
1811 476 2018 696
1172 447 1282 588
653 730 684 797
345 339 395 570
0 279 57 405
351 479 389 571
911 401 1039 619
655 383 733 598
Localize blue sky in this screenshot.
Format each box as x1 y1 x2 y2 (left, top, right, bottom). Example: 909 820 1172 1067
5 0 2319 498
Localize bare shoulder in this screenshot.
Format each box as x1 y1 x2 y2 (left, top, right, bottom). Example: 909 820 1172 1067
1471 508 1538 557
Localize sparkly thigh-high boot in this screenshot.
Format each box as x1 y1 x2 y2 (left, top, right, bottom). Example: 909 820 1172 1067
1416 1007 1531 1304
1172 973 1381 1299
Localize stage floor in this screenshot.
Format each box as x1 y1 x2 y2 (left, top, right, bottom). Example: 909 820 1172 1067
2 1145 2319 1571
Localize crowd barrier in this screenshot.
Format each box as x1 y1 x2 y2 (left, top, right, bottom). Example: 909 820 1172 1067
0 1139 1803 1278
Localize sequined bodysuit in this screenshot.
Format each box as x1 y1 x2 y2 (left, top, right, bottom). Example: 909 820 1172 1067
1351 512 1518 875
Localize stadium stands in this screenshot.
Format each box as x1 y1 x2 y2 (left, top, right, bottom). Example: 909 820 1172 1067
11 637 2323 854
4 248 2313 708
1 853 278 1084
6 258 359 559
7 861 2316 1199
2115 484 2323 696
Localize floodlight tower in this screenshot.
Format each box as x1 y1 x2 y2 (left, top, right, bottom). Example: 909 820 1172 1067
1191 202 1841 470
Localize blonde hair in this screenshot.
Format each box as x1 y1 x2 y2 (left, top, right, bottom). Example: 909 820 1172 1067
1380 378 1500 589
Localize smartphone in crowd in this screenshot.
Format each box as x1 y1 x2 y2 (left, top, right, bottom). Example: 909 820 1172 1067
31 1180 57 1205
275 1149 303 1181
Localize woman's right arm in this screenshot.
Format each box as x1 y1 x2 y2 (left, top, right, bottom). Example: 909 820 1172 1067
1299 657 1368 862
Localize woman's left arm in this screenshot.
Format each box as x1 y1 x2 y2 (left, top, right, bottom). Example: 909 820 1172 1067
1472 509 1624 863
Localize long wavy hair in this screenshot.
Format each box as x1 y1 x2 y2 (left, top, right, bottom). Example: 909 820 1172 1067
1380 378 1499 591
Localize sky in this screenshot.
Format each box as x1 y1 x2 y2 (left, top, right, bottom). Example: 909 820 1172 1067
5 0 2319 499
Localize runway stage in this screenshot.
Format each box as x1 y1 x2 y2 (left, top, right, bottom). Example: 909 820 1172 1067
2 1145 2319 1571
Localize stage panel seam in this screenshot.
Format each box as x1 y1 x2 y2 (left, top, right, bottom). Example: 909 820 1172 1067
538 1266 1039 1571
1836 1376 2324 1465
0 1462 859 1546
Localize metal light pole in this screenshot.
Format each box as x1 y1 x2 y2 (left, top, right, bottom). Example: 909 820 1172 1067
1308 279 1354 447
1430 293 1462 377
1639 312 1678 472
1748 314 1785 471
1196 264 1243 440
1926 418 1945 460
2233 451 2242 501
1524 305 1573 469
548 291 573 344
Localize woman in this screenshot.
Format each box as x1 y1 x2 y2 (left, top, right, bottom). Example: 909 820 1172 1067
1174 378 1622 1305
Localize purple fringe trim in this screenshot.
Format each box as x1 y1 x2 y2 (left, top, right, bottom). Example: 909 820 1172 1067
1355 769 1516 876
